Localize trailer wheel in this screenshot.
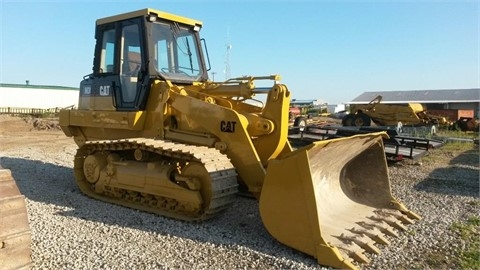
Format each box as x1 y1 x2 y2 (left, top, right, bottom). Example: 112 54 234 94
293 116 307 134
342 114 354 126
352 113 371 127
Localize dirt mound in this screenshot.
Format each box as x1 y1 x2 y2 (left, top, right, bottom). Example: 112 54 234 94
0 115 33 133
30 118 61 130
0 115 61 132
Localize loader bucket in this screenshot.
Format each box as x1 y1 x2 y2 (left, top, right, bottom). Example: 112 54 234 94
259 132 420 270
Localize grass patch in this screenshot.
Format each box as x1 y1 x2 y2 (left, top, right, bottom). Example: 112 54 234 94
425 252 448 268
442 141 478 152
435 128 478 139
420 141 478 165
450 216 480 269
467 216 480 226
467 200 480 207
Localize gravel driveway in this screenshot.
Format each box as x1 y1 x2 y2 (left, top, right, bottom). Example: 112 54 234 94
1 115 478 269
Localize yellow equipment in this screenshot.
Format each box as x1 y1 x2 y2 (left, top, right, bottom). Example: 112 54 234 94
0 167 31 269
344 95 447 127
59 8 420 269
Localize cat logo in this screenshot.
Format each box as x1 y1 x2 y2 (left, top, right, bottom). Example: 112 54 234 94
220 121 236 133
99 85 110 96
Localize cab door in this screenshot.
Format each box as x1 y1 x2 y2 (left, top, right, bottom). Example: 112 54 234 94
84 18 149 112
117 21 145 110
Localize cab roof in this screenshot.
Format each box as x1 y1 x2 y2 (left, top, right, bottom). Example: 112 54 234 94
96 8 203 27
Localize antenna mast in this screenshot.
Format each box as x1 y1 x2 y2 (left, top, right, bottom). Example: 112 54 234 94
224 29 232 80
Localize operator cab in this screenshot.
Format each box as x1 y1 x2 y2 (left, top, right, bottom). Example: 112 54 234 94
79 9 208 111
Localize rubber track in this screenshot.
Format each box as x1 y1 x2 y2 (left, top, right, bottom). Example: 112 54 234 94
74 138 239 221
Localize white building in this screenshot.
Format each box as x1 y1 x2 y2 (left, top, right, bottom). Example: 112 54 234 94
0 83 79 109
326 103 346 113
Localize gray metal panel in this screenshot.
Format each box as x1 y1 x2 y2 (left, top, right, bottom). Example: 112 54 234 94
350 89 480 104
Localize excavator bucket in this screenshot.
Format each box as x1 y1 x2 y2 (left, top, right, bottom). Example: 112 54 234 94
259 132 420 269
0 167 32 270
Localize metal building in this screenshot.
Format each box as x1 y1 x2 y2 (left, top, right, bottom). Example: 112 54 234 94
349 88 480 118
0 83 79 110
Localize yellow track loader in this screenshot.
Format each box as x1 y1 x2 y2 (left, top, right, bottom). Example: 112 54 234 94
0 166 31 269
59 8 420 269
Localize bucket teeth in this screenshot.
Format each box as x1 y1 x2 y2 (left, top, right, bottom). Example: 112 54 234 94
350 250 371 264
370 233 390 246
362 219 399 237
381 225 399 237
376 209 415 225
398 215 414 225
338 233 381 256
335 209 416 266
363 241 381 255
348 235 381 255
388 211 415 225
370 212 408 231
337 243 371 265
381 217 407 231
349 227 390 246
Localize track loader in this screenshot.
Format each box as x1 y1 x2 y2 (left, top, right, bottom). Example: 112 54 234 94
0 166 32 269
59 8 420 269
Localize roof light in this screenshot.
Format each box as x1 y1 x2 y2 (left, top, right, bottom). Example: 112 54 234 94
148 13 158 22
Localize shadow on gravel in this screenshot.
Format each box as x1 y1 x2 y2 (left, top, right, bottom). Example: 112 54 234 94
0 156 317 267
449 149 479 167
414 149 480 197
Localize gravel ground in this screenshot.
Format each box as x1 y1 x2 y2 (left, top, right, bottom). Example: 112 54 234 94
0 115 479 269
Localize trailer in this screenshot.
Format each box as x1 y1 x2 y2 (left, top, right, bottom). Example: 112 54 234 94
288 124 444 161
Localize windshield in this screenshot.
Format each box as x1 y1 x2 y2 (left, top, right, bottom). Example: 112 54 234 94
150 21 203 82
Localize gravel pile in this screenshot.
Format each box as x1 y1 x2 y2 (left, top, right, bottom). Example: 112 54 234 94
0 125 478 269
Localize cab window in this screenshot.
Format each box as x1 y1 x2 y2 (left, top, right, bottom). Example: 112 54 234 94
99 29 115 73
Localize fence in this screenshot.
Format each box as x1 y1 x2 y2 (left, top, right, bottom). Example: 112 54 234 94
0 106 74 116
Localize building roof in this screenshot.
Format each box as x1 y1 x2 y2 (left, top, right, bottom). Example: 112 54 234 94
0 83 78 91
349 88 480 104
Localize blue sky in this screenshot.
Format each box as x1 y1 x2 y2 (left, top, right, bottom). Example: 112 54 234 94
1 0 478 104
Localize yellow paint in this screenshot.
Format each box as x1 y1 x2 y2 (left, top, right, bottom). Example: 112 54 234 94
96 8 203 27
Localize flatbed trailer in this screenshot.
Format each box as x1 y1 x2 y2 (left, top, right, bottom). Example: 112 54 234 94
288 124 445 161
